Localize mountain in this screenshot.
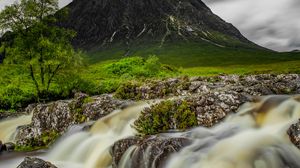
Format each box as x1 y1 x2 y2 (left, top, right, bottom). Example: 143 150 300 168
59 0 258 53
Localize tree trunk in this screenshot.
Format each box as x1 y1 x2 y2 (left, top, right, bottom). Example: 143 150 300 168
29 65 40 96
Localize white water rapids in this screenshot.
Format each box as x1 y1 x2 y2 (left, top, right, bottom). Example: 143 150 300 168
1 96 300 168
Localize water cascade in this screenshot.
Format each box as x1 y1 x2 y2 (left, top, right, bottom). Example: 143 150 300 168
164 96 300 168
1 96 300 168
0 114 32 142
47 102 150 168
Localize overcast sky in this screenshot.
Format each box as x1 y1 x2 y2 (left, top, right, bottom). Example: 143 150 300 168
0 0 299 51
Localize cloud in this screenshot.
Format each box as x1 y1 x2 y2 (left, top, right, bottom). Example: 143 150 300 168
203 0 300 51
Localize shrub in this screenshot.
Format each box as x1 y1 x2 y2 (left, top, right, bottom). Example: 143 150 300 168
103 56 178 79
133 100 198 135
97 79 121 94
114 82 141 99
0 85 36 110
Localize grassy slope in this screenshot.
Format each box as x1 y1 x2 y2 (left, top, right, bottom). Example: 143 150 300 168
87 41 300 76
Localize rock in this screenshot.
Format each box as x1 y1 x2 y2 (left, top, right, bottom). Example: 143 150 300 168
17 157 57 168
187 91 247 127
111 136 191 168
3 142 15 152
287 119 300 149
110 136 141 168
12 74 300 148
15 94 133 147
82 95 131 121
115 74 300 100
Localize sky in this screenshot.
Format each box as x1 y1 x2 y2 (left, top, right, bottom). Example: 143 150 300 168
0 0 299 52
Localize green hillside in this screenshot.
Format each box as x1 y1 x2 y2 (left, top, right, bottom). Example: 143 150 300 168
87 41 300 68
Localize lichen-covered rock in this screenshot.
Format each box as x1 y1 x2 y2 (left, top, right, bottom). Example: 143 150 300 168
187 91 247 127
288 119 300 149
15 94 133 147
134 90 250 135
82 95 132 121
114 74 300 100
111 136 191 168
17 157 57 168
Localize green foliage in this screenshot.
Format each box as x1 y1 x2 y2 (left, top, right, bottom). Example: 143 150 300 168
133 100 198 135
114 82 141 100
173 101 198 130
0 85 35 110
0 0 83 97
97 79 121 94
103 56 178 79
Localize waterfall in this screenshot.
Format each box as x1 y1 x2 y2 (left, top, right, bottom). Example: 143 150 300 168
1 96 300 168
0 113 32 143
164 96 300 168
47 102 150 168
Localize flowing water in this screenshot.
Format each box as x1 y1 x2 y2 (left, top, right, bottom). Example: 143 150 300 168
164 95 300 168
1 96 300 168
0 114 32 143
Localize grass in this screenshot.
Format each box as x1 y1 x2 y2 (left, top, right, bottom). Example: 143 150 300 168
182 61 300 76
1 40 300 111
87 41 300 68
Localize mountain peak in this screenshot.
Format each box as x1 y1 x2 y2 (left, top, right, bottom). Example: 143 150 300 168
60 0 254 50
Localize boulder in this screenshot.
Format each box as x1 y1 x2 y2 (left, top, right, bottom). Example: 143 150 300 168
15 94 133 147
111 136 191 168
187 91 248 127
16 157 57 168
288 119 300 149
110 136 141 168
3 142 15 152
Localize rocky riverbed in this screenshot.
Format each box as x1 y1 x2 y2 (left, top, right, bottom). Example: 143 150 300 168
1 74 300 168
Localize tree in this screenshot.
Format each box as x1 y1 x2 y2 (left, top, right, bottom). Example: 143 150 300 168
0 0 82 97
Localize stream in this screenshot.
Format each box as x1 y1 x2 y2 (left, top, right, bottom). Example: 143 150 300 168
1 96 300 168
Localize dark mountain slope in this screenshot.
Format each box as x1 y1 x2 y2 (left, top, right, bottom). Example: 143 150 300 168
59 0 257 51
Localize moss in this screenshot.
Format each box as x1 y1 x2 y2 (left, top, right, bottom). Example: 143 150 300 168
41 130 60 146
114 82 141 100
74 113 87 123
15 130 60 152
83 96 94 104
15 145 44 152
133 100 198 136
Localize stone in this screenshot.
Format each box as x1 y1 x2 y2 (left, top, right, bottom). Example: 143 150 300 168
3 142 15 152
16 157 57 168
110 136 141 168
15 94 133 147
111 136 191 168
287 119 300 149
